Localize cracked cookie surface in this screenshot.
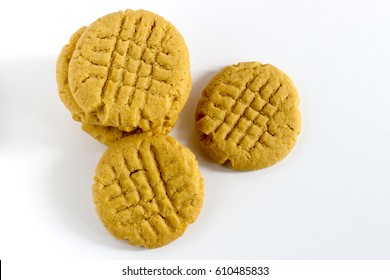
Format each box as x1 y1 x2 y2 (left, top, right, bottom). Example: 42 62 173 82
68 9 191 133
93 134 204 248
195 62 301 170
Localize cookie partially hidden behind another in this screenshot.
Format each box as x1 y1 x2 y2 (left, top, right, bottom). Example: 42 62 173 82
93 134 204 248
56 9 191 145
56 26 87 122
195 62 301 171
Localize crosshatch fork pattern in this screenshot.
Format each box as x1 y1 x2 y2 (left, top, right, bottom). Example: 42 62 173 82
93 135 204 248
56 22 181 146
195 62 301 170
69 10 191 132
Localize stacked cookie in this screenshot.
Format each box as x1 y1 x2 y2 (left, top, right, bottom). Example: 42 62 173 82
56 10 204 248
56 9 191 145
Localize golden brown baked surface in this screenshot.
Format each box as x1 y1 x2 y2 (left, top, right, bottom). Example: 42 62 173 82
56 26 87 121
195 62 301 170
81 123 135 146
56 26 157 145
68 9 191 133
93 134 204 248
56 10 192 145
81 116 178 146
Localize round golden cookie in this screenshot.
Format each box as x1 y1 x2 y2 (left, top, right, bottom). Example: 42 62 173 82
195 62 301 170
68 9 191 133
56 23 184 145
93 134 204 248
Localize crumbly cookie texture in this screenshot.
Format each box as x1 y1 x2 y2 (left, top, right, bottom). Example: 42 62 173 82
56 26 160 145
56 10 192 145
81 114 178 146
93 134 204 248
195 62 301 171
81 123 135 146
68 9 191 133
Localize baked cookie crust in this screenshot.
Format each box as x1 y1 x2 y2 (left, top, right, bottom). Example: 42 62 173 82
68 10 191 132
93 134 204 248
56 10 191 145
195 62 301 170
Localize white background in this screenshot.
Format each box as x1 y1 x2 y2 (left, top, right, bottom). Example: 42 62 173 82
1 0 390 260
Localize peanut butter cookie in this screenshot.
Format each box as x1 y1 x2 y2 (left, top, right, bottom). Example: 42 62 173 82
195 62 301 170
68 9 191 133
93 134 204 248
56 11 189 145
